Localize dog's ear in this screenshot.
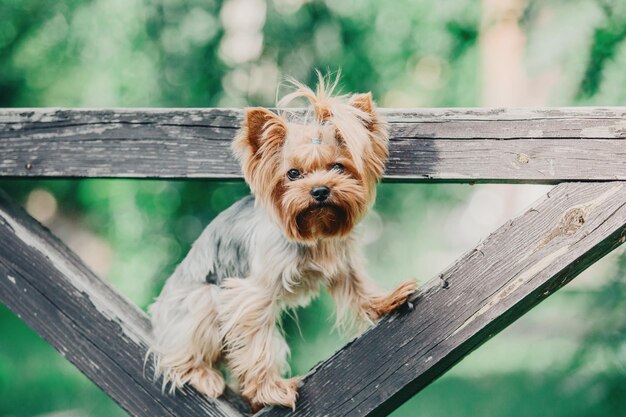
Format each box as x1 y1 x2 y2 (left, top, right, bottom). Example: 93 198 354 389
349 92 374 116
349 91 383 134
232 108 287 192
349 92 389 185
239 107 287 154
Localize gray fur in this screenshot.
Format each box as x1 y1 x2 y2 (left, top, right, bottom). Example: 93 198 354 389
171 195 298 287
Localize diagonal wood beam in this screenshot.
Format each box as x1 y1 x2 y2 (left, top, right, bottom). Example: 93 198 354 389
1 108 626 183
0 191 248 417
257 181 626 417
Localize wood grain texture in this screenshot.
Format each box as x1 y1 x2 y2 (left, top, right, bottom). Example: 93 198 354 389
256 181 626 417
1 107 626 182
0 191 247 417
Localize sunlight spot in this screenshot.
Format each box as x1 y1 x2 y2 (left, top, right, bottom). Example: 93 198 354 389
26 189 58 224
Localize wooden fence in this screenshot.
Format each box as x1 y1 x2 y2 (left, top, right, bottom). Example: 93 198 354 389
1 107 626 417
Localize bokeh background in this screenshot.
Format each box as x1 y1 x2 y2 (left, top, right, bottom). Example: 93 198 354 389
1 0 626 416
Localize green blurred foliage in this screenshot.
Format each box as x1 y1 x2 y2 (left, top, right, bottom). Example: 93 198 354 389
577 1 626 99
1 1 626 416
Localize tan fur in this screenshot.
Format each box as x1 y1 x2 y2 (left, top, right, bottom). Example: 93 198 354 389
150 75 416 411
149 283 225 397
233 73 389 243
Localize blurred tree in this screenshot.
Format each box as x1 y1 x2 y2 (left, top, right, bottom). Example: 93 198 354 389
578 1 626 98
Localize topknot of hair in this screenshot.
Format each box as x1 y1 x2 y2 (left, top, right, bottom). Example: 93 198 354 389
277 71 373 174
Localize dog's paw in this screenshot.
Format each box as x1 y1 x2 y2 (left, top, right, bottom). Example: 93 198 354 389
249 376 300 412
366 280 418 320
188 367 226 398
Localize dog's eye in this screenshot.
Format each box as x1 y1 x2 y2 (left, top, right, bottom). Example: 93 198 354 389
331 163 344 172
287 169 302 180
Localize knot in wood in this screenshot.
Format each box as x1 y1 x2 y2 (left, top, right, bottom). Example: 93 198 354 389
537 206 586 249
517 153 530 164
560 207 586 235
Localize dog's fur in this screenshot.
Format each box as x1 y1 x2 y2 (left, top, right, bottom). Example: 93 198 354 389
148 74 417 411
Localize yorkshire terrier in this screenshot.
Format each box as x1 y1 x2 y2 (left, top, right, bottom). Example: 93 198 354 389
148 74 417 411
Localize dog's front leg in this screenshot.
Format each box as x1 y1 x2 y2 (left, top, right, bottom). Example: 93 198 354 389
219 277 299 411
329 264 417 331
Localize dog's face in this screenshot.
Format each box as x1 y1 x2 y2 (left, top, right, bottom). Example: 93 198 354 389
233 88 388 242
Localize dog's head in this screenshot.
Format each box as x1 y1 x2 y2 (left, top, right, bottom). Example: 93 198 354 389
232 74 388 242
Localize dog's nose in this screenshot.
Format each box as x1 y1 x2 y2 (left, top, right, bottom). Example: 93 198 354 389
311 186 330 202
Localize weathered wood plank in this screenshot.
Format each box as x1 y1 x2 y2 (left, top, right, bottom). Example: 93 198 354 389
256 181 626 417
1 108 625 182
0 191 246 417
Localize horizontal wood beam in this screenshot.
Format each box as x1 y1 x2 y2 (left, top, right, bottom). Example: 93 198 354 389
257 181 626 417
0 192 248 417
1 107 625 183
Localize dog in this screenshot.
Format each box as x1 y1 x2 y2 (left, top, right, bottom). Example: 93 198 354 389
148 74 417 411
